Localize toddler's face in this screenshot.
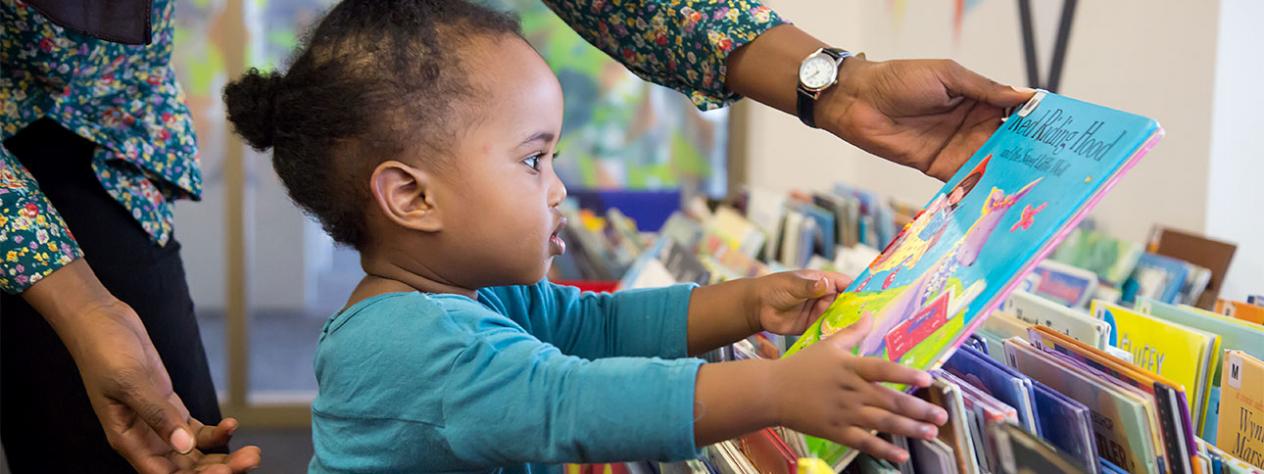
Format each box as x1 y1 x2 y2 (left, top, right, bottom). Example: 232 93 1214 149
426 35 568 287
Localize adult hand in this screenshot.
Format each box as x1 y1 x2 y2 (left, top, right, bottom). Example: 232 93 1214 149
818 56 1035 180
24 259 261 473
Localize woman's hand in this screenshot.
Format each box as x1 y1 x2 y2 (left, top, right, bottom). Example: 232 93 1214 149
818 56 1035 180
23 260 261 473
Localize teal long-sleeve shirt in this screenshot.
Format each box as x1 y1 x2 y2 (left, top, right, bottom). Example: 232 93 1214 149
310 281 705 473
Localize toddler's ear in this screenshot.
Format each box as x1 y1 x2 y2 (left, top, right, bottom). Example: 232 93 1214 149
370 161 443 233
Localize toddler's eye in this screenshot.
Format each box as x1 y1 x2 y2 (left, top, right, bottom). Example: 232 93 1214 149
522 154 543 172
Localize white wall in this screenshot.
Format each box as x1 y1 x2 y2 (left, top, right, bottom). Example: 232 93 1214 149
1207 0 1264 300
748 0 1261 292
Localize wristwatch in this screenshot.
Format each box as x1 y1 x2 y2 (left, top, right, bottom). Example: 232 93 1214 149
796 48 853 128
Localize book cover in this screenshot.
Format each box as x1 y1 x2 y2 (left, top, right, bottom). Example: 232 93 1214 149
942 345 1039 433
1031 380 1100 473
1030 260 1100 308
1217 300 1264 326
1005 337 1162 474
1127 253 1192 305
1218 351 1264 470
1026 326 1198 474
939 369 1019 473
920 373 982 474
1003 290 1109 348
1050 226 1145 287
782 91 1163 468
1146 227 1236 310
993 422 1088 474
1093 301 1221 429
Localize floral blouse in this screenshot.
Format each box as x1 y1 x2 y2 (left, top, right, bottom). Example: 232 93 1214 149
0 0 783 294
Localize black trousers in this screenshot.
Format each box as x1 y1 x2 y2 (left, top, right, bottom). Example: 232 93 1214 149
1 119 222 472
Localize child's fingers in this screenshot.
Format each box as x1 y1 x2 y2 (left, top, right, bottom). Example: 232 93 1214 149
855 406 939 440
824 314 873 350
869 383 949 425
851 357 931 387
833 426 909 464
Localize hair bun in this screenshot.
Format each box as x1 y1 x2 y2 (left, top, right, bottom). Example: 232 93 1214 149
223 68 283 150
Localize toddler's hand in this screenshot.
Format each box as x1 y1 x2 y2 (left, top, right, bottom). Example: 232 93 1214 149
751 270 851 335
771 315 946 464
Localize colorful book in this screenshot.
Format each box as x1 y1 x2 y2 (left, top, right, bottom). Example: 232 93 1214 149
1094 301 1221 431
1217 299 1264 326
921 372 982 474
782 91 1163 468
939 369 1019 473
992 422 1088 474
1030 380 1099 473
1051 225 1145 287
1026 326 1199 474
1030 259 1100 308
942 345 1039 434
1218 351 1264 470
1005 337 1163 474
1003 290 1109 348
1126 252 1192 305
1135 296 1264 439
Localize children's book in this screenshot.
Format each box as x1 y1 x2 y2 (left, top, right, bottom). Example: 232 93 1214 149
1026 326 1200 474
921 372 983 474
1005 337 1163 474
1050 225 1145 287
1146 227 1237 310
782 91 1163 468
942 345 1039 433
1217 351 1264 470
1003 290 1109 348
1030 381 1099 473
992 422 1088 474
1216 299 1264 326
939 369 1018 473
1126 253 1192 305
1093 301 1221 430
1030 260 1100 308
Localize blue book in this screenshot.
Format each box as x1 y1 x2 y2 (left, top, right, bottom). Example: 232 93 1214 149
1031 381 1099 473
1125 252 1191 304
1099 459 1129 474
943 345 1040 434
785 91 1163 469
797 203 837 260
1202 385 1220 444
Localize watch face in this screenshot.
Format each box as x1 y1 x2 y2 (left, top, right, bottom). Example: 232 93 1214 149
799 53 838 90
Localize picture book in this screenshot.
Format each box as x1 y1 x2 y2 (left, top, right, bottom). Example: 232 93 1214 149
1218 351 1264 470
993 422 1088 474
1003 290 1109 348
942 345 1039 433
1030 380 1099 473
939 369 1019 473
1005 337 1163 474
1030 260 1100 308
1134 296 1264 437
1216 299 1264 326
1145 227 1236 310
1127 253 1192 305
1093 301 1221 429
1050 225 1145 287
920 373 982 474
782 91 1164 468
1026 326 1199 474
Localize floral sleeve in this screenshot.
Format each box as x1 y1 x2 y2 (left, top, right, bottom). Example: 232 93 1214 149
0 148 83 293
541 0 785 111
